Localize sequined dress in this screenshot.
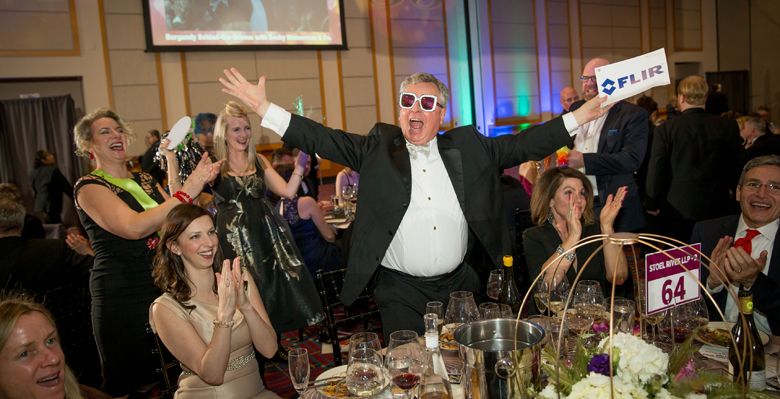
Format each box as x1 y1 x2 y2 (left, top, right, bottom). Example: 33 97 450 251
211 166 324 332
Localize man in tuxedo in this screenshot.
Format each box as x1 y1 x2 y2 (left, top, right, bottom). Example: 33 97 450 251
692 155 780 335
742 114 780 161
568 58 648 232
646 75 744 242
220 68 607 335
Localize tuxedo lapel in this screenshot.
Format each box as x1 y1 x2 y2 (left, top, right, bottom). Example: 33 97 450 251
437 137 466 213
390 135 412 197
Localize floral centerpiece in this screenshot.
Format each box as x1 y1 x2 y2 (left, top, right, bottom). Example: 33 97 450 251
534 332 773 399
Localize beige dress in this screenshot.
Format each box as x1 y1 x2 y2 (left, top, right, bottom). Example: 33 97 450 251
150 293 280 399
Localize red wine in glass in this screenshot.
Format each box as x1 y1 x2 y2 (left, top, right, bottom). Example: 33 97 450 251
392 373 420 390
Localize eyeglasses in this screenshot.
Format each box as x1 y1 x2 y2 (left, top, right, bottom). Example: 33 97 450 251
579 75 597 83
399 92 443 112
742 181 780 193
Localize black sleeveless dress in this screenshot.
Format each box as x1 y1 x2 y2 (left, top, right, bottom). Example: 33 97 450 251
211 166 324 333
74 172 162 396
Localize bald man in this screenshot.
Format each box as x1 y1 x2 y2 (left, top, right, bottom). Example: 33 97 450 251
559 86 580 114
567 58 649 232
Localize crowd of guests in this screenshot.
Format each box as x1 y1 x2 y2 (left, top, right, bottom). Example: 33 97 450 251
0 58 778 398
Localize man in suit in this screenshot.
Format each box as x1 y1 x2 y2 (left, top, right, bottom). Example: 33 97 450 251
140 129 165 184
646 75 744 242
692 155 780 335
219 68 608 335
742 114 780 161
568 58 649 232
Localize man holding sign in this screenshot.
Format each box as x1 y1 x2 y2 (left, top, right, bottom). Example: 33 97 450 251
568 58 649 232
692 155 780 335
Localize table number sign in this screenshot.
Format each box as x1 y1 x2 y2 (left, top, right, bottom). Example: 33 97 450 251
645 243 701 315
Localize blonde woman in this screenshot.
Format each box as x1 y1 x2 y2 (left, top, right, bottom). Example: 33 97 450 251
194 101 324 334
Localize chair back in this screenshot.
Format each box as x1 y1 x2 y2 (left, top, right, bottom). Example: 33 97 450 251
145 323 181 398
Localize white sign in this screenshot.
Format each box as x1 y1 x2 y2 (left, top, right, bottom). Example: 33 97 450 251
644 243 701 315
595 48 671 106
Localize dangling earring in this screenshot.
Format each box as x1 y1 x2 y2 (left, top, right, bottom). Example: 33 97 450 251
546 208 555 226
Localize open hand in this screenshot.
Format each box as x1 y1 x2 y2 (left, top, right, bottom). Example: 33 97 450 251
563 192 582 243
219 68 269 117
599 186 627 233
572 95 613 125
723 247 767 287
707 236 733 289
215 260 237 324
230 258 252 312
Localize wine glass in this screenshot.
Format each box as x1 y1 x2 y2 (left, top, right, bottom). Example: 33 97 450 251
662 298 709 343
547 276 570 317
486 270 503 301
478 302 501 319
341 185 356 202
444 291 480 327
534 279 549 316
612 297 636 334
573 280 606 327
287 347 310 396
346 347 386 397
637 283 666 344
386 345 425 399
349 332 382 360
387 330 419 353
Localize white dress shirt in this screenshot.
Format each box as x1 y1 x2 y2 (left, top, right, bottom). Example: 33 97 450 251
707 216 778 335
571 111 609 197
261 103 582 275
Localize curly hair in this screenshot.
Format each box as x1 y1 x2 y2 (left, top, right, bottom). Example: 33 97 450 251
529 167 595 226
72 107 134 158
0 295 83 399
152 204 222 310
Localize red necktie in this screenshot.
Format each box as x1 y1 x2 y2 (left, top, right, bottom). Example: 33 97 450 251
733 229 760 254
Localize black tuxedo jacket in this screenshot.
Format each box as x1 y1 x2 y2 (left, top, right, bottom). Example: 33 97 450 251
283 115 573 304
646 108 743 221
0 236 92 296
691 215 780 333
570 100 648 232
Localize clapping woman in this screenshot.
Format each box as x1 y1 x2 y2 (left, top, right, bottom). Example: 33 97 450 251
150 204 279 398
73 108 221 397
523 167 628 297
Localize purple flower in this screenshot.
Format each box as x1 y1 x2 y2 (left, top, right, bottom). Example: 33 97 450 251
587 353 611 376
592 320 609 334
674 358 696 382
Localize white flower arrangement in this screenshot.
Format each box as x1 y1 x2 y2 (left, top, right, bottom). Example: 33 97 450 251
599 333 669 386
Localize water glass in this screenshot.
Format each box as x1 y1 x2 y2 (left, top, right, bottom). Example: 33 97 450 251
444 291 480 326
425 301 445 333
349 332 382 359
612 297 636 334
287 347 310 395
346 347 386 397
486 270 503 301
478 302 502 319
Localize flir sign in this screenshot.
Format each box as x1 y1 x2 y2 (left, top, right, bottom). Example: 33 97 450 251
595 48 671 106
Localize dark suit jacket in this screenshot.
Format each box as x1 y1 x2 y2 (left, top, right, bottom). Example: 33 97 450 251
747 133 780 161
691 215 780 334
646 108 743 221
283 116 573 304
570 100 648 232
0 236 92 296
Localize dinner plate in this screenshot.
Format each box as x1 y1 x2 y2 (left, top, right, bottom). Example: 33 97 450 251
697 321 769 347
315 365 391 398
327 218 348 224
167 116 192 149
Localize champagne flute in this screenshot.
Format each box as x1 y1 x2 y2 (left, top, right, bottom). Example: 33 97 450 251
346 347 385 397
288 347 310 396
547 277 570 317
486 270 503 301
534 279 549 316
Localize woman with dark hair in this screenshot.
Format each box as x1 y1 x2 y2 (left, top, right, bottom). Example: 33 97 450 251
523 167 628 297
150 204 279 398
72 107 221 397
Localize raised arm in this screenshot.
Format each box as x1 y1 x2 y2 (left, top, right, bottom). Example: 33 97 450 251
220 68 270 118
77 154 222 240
262 152 307 200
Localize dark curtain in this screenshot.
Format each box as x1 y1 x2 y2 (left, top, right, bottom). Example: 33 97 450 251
0 95 86 224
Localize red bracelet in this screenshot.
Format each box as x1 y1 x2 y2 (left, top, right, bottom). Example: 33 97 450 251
173 191 194 204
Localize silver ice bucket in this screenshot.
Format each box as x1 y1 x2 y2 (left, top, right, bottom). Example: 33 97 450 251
454 318 544 399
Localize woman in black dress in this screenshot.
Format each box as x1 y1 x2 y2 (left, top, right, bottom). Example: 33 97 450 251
523 167 628 299
73 108 221 397
204 101 324 334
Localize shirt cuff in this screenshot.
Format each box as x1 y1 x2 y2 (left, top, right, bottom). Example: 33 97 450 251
260 103 291 137
707 282 725 294
562 113 580 137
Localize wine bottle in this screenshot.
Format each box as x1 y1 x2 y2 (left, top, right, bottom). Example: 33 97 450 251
420 313 452 399
498 255 521 316
728 286 766 390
